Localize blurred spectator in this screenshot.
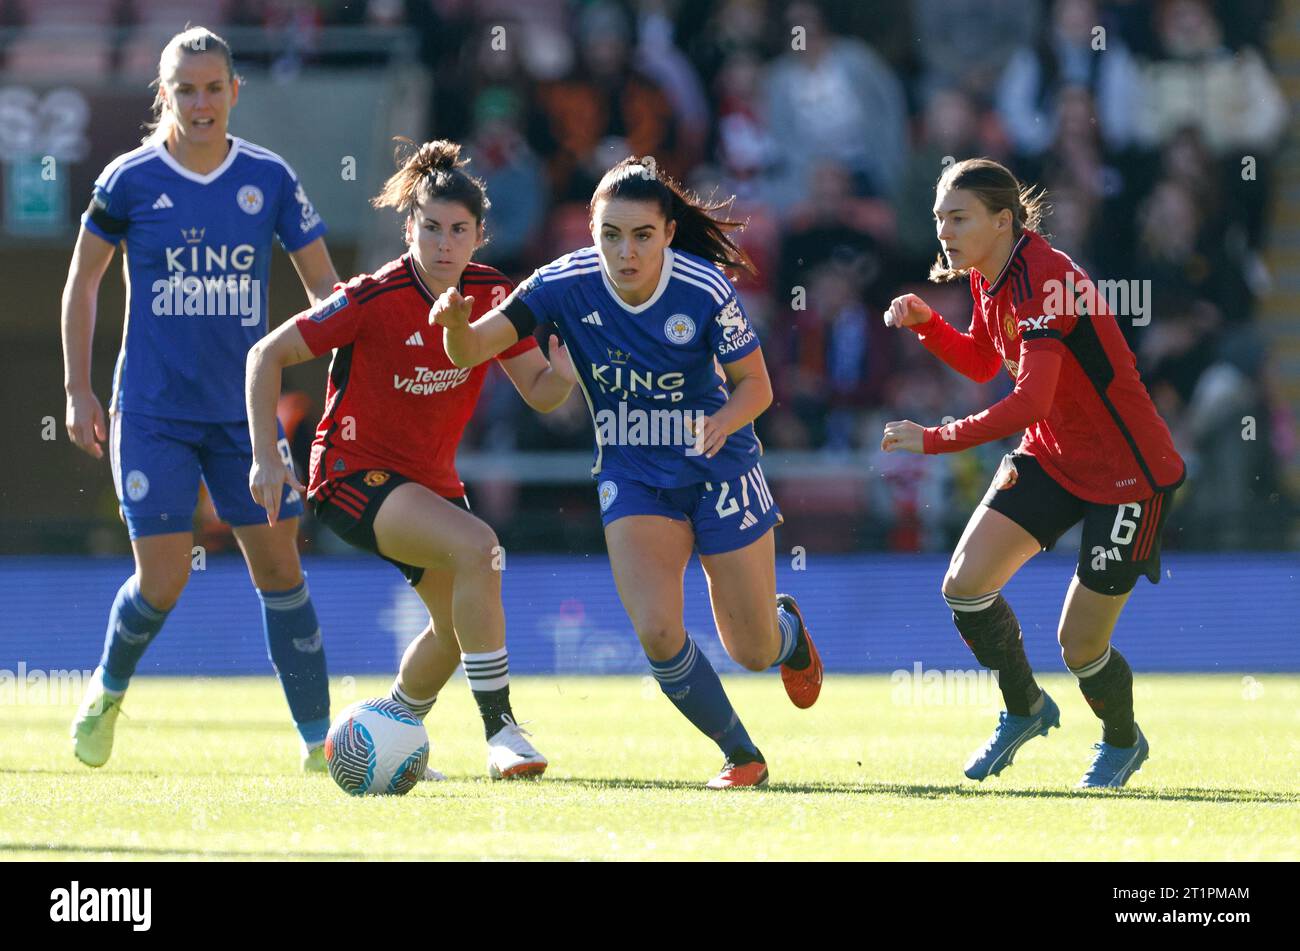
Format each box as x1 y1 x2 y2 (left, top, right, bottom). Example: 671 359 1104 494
713 49 775 188
633 0 711 172
769 261 889 450
677 0 771 96
763 1 908 205
1178 330 1292 548
529 1 684 201
1133 0 1287 156
914 0 1041 102
1134 179 1253 323
465 87 547 274
996 0 1140 156
894 87 987 269
778 160 890 306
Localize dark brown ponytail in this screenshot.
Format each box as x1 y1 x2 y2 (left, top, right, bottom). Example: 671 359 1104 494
591 156 756 276
372 138 490 238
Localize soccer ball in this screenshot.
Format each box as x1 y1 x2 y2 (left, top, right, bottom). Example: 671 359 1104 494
324 698 429 796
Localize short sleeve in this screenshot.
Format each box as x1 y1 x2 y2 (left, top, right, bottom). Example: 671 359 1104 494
481 277 539 360
275 163 327 253
707 290 761 363
293 286 364 355
499 269 555 339
81 169 132 243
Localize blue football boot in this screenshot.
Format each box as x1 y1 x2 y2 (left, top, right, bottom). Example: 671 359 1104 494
1078 725 1149 788
963 691 1060 781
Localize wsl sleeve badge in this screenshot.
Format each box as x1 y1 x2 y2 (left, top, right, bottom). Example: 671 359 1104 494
308 288 349 322
324 698 430 795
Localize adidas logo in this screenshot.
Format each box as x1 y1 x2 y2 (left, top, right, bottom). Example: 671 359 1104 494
152 193 173 210
582 310 602 326
739 510 758 530
1106 546 1122 561
405 331 424 346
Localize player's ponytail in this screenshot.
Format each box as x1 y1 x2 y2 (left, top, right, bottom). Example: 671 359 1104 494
928 158 1050 283
591 157 756 276
144 26 239 144
372 138 490 241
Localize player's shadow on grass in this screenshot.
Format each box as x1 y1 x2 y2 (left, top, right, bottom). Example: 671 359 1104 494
862 782 1300 804
0 842 567 861
542 776 1300 803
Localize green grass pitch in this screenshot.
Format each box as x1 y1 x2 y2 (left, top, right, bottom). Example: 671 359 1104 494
2 674 1297 861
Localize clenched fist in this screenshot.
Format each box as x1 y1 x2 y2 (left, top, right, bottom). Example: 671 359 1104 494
884 294 933 329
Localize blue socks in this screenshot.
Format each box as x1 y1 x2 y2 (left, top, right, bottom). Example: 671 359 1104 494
257 581 330 747
98 576 170 692
649 634 758 759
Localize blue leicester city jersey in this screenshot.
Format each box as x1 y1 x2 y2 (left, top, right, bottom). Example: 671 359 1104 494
503 246 764 487
82 135 327 422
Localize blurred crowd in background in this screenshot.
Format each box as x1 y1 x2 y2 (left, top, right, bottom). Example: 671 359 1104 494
8 0 1294 552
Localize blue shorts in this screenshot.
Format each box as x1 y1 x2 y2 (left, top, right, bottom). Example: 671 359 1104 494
596 463 783 555
109 410 302 539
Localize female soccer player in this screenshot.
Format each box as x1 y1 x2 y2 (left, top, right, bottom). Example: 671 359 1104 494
63 27 341 770
247 140 576 780
881 158 1185 787
433 156 823 789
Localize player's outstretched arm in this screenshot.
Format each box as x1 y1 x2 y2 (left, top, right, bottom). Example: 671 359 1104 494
245 321 313 524
61 226 117 460
499 335 577 413
882 347 1063 455
432 287 520 368
688 348 774 459
288 237 341 305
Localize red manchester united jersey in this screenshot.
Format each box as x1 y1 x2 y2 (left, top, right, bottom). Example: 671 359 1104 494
912 231 1185 504
294 255 537 498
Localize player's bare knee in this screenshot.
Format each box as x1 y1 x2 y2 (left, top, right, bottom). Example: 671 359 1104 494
730 647 770 672
138 570 189 611
635 622 684 660
251 564 303 592
1059 630 1105 669
451 527 499 576
941 570 983 602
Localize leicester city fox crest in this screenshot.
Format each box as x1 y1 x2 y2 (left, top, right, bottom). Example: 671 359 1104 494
664 314 696 344
237 184 264 215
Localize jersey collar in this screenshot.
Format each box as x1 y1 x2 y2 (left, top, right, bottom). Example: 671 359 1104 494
601 247 675 314
405 253 437 304
154 134 243 185
981 232 1030 298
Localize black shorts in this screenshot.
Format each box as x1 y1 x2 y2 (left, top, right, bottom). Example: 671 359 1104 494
310 469 470 587
980 453 1177 596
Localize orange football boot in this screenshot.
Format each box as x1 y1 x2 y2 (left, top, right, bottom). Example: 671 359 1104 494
706 757 769 789
777 593 823 709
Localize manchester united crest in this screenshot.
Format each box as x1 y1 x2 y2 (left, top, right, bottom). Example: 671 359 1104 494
1003 313 1018 340
363 470 390 487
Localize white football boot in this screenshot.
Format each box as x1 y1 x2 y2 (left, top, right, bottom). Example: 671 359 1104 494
71 672 126 768
486 715 547 780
